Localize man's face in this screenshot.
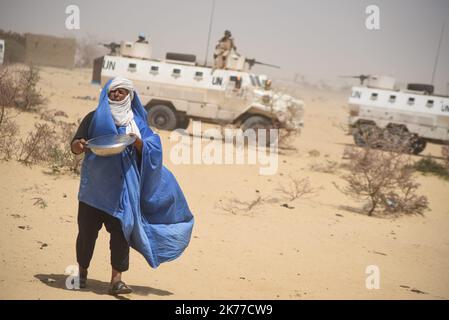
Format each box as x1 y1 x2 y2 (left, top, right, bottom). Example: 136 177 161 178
108 88 129 102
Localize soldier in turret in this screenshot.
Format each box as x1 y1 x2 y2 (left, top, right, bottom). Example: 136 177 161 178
136 32 148 44
213 30 237 69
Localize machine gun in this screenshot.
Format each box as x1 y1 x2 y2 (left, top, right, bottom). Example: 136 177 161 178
100 42 121 56
245 58 280 70
339 74 372 85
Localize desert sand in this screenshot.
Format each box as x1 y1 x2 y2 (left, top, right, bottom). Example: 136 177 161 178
0 66 448 300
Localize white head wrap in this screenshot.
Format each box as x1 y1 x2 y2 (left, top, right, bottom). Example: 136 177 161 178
108 77 141 138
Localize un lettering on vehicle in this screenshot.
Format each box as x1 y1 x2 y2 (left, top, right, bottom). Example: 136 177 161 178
103 59 116 71
212 77 223 86
352 90 362 99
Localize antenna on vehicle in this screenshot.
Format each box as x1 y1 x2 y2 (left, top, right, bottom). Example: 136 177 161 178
203 0 216 67
431 21 446 86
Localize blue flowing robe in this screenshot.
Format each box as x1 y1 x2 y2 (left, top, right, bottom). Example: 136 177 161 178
78 80 194 268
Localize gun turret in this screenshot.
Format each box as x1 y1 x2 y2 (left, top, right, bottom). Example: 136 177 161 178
339 74 372 85
100 42 121 55
340 75 397 90
245 58 280 70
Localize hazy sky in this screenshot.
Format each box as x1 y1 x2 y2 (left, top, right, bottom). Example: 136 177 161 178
1 0 448 92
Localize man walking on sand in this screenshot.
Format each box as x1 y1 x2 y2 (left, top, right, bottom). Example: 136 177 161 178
71 77 194 295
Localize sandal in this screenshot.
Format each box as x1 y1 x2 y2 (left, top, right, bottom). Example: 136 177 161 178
108 280 133 295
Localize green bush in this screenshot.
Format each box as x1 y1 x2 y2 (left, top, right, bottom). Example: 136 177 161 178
414 157 449 181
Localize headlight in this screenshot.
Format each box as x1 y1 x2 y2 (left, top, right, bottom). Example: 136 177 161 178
262 94 271 104
349 108 359 117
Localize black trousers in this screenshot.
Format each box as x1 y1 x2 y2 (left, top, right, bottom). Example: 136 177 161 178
76 201 130 272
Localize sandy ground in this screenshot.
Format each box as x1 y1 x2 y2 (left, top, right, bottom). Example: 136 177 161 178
0 66 448 300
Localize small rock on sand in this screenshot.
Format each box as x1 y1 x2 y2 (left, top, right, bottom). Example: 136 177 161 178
37 242 48 250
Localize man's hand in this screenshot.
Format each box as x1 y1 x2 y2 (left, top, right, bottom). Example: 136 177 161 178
71 138 88 155
128 133 143 155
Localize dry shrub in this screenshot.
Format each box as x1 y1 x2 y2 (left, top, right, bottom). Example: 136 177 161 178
308 149 321 157
309 160 339 174
54 110 68 118
16 64 45 110
18 121 83 173
0 65 20 107
0 106 20 160
0 64 45 110
217 176 317 215
51 121 83 173
39 109 69 124
335 147 428 216
218 195 265 215
275 176 316 201
19 123 57 165
442 145 449 170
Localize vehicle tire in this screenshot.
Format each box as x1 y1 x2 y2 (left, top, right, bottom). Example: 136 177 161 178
147 105 178 131
352 123 382 148
242 115 273 131
242 115 274 146
353 128 367 147
409 136 427 155
176 116 190 130
385 125 410 151
385 126 426 154
406 83 434 95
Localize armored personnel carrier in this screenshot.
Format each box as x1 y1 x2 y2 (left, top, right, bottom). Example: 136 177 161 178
92 40 304 133
346 75 449 154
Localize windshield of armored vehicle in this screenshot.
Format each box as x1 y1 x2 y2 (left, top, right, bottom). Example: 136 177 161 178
249 75 263 87
249 75 257 87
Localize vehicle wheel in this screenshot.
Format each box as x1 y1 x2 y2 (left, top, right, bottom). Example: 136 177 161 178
385 126 426 154
147 105 178 131
409 136 427 155
242 115 273 131
242 115 274 146
352 123 382 148
384 125 410 151
353 128 367 147
176 116 190 129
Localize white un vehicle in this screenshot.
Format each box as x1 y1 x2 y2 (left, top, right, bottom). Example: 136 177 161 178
347 75 449 154
92 40 304 133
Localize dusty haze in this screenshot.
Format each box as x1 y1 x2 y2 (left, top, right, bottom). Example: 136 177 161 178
0 0 448 92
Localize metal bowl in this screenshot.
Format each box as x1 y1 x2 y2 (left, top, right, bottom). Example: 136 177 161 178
86 134 136 157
